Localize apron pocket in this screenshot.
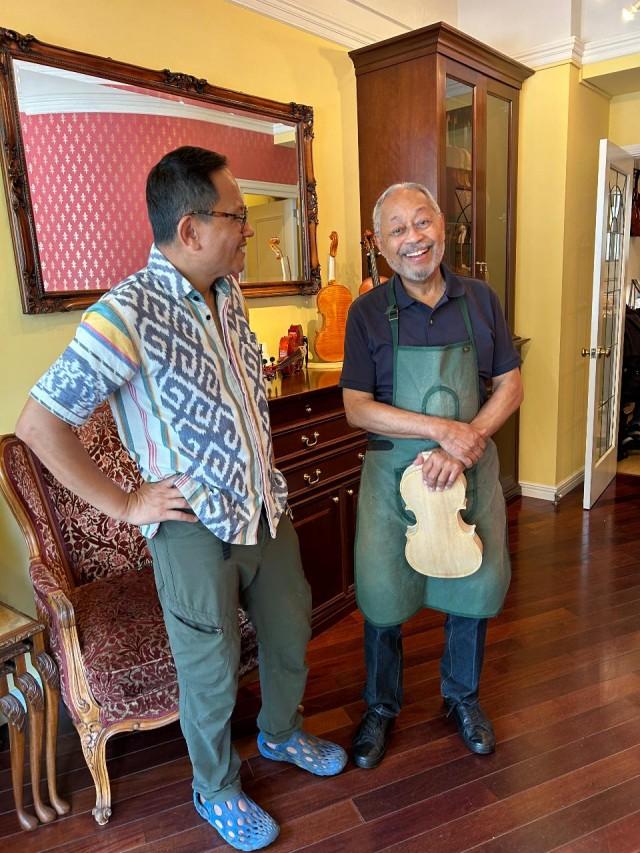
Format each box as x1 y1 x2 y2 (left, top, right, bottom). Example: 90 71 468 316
422 385 460 420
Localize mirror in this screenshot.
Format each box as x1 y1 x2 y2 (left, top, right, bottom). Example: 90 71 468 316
0 28 320 314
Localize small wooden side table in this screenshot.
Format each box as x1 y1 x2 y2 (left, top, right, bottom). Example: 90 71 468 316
0 601 70 830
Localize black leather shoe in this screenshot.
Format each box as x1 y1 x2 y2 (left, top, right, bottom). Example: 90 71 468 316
352 709 394 769
445 700 495 755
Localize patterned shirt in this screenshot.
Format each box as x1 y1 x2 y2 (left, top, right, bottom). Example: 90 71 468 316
31 245 287 544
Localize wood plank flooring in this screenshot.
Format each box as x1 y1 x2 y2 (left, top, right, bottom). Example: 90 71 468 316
2 475 640 852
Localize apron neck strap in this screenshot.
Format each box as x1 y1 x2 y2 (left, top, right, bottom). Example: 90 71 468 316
385 277 476 353
458 295 475 346
385 279 399 353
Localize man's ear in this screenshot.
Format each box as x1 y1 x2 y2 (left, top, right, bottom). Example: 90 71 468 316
176 214 200 250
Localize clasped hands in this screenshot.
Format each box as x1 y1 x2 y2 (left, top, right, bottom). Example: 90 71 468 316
415 420 487 492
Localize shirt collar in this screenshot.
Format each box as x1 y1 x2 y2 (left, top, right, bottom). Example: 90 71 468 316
147 244 231 300
392 262 465 308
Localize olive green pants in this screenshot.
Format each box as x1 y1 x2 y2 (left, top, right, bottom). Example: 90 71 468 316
147 512 312 801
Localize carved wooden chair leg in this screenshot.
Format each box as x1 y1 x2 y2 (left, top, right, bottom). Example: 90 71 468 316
79 724 112 825
0 675 38 831
34 651 70 815
14 669 57 824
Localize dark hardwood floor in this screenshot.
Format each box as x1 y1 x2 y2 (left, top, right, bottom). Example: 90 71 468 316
2 475 640 852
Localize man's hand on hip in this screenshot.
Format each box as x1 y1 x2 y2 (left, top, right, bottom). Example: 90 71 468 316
123 476 199 525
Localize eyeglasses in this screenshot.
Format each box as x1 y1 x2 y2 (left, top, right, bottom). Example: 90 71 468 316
189 206 249 227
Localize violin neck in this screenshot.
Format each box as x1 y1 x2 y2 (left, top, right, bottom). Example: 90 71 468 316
327 255 336 284
367 248 381 288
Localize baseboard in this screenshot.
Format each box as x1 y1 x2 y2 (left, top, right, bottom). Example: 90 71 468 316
520 468 584 502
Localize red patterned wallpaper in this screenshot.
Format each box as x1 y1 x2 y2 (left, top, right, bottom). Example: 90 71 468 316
21 112 298 292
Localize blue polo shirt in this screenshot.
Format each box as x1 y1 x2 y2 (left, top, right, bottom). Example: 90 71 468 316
340 265 520 406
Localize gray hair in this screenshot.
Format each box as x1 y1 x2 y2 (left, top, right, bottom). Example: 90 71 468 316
372 182 441 234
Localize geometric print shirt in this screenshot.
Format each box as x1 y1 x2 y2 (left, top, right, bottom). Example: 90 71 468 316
31 244 288 544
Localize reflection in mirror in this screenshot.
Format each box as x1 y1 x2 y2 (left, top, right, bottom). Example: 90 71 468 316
0 30 320 313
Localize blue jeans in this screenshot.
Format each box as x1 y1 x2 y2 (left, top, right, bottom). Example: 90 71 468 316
363 615 488 716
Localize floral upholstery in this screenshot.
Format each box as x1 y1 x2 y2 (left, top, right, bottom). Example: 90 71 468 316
39 404 153 585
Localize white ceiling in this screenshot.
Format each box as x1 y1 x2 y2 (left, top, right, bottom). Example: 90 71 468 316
228 0 640 75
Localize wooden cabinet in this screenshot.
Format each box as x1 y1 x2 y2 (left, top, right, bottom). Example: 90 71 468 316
267 369 365 633
349 22 532 499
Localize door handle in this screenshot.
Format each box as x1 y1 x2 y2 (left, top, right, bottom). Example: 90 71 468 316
581 347 612 358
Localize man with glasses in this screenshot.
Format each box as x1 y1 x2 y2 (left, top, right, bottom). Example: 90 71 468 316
341 182 523 769
16 146 346 852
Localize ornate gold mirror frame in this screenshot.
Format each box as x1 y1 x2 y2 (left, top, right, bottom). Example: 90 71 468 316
0 28 320 314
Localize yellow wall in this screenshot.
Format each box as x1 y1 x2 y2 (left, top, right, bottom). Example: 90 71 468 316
516 63 612 488
515 64 571 486
609 91 640 145
0 0 359 611
556 71 610 482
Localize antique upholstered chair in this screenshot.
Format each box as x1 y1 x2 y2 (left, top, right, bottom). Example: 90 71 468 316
0 403 258 825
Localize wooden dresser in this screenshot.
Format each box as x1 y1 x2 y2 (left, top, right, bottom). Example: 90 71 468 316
267 369 365 633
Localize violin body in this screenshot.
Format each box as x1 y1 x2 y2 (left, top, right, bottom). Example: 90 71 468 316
315 283 353 361
359 274 389 296
315 230 352 362
399 453 483 578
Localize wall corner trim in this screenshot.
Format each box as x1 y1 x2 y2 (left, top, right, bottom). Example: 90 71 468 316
519 468 584 502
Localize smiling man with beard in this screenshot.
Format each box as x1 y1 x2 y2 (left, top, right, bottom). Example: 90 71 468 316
16 146 347 852
341 182 523 768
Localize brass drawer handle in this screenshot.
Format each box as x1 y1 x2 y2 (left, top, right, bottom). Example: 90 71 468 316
332 495 340 504
304 404 312 414
301 431 320 447
346 488 354 496
357 452 365 462
303 468 322 486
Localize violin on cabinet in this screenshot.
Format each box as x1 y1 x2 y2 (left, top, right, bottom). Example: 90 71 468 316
315 231 352 362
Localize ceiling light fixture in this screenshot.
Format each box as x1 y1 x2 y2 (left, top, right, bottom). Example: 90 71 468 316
622 1 640 21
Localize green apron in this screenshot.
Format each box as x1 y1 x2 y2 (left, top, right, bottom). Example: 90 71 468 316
354 280 510 627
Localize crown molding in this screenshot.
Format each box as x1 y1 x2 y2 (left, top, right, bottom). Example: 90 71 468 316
582 29 640 65
237 178 299 197
227 0 406 48
624 144 640 157
512 36 585 69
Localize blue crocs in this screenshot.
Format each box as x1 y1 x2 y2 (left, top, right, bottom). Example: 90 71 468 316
193 790 279 851
257 730 347 776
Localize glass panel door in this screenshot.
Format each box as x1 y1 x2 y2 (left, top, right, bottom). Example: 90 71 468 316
485 93 511 309
444 78 474 277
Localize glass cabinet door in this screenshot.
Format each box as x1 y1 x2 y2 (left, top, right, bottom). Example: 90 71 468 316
444 77 474 277
485 92 512 311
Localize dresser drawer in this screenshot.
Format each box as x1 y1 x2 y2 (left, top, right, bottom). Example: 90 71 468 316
272 414 362 463
283 440 367 497
269 386 344 432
